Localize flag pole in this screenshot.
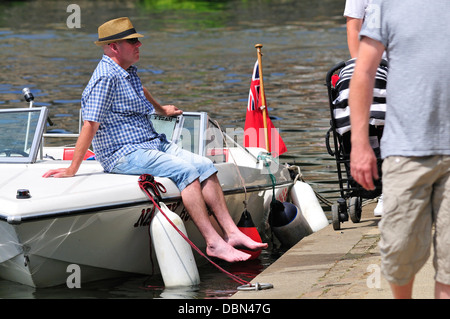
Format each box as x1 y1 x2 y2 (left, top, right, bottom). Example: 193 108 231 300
255 43 270 153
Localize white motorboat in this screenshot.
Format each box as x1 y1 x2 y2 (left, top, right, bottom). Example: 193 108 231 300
0 92 328 288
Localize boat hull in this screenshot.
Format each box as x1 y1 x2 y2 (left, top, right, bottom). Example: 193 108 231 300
0 108 305 288
0 162 292 288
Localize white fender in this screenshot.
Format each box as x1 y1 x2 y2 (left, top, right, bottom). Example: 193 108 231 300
271 202 313 248
290 181 329 232
150 203 200 288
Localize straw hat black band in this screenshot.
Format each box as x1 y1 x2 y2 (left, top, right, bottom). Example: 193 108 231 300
98 28 137 42
94 17 143 46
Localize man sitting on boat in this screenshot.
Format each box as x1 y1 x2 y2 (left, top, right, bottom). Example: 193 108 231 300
42 17 267 263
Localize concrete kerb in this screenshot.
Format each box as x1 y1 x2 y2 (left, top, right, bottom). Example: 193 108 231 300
231 202 434 299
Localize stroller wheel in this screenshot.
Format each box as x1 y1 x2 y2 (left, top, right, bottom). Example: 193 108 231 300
349 197 362 223
332 204 341 230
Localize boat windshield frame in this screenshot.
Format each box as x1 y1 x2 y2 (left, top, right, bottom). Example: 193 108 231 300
150 112 253 163
0 107 48 164
150 112 208 156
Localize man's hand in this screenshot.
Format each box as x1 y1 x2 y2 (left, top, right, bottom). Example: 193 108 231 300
350 142 379 190
159 104 182 117
42 167 76 178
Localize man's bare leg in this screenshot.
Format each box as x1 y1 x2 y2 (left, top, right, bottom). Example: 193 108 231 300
181 179 251 262
435 281 450 299
393 279 450 299
200 174 268 251
390 277 414 299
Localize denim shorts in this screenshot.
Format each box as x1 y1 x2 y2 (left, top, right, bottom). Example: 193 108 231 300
110 141 218 192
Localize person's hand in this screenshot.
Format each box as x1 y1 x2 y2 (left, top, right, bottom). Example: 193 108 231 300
42 167 75 178
350 143 379 190
161 104 182 117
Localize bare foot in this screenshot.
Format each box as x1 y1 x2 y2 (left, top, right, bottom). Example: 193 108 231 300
206 239 251 263
225 231 268 251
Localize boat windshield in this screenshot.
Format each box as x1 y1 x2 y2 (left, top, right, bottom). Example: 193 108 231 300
0 108 249 165
0 107 48 163
150 112 248 164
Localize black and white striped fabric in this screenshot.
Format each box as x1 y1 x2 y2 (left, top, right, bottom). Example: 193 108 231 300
332 58 388 135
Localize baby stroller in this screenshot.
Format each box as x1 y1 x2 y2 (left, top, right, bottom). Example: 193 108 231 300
325 58 388 230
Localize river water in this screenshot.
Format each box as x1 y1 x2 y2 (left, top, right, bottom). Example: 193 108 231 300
0 0 350 298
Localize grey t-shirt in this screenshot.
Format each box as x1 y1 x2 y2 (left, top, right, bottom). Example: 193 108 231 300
360 0 450 158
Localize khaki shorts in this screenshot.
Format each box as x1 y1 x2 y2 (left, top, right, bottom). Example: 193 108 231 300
379 155 450 286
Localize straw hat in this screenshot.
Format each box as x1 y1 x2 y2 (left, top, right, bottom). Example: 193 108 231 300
95 17 144 46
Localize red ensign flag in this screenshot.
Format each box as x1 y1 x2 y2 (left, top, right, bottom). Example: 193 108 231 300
244 61 287 156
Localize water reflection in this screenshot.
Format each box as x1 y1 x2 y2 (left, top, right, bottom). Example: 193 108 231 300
0 0 350 298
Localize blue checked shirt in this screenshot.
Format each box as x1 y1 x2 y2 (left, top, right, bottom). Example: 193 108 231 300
81 55 165 172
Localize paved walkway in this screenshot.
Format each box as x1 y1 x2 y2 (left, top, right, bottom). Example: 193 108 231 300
231 202 435 299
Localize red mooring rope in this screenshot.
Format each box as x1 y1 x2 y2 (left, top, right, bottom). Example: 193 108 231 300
138 174 250 286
